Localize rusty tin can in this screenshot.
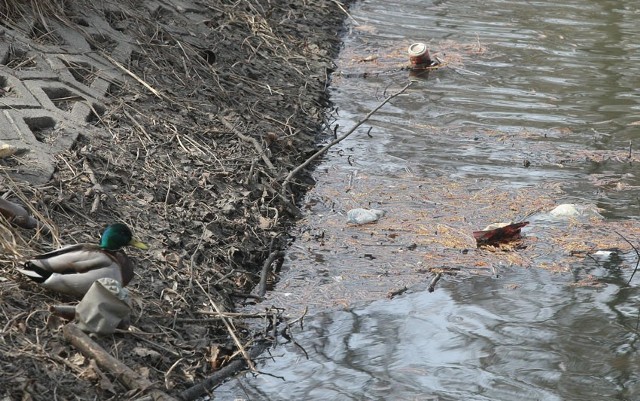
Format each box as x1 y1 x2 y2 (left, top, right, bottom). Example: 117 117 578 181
408 43 431 67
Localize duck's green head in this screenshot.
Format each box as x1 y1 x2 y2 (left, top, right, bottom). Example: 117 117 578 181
100 223 149 250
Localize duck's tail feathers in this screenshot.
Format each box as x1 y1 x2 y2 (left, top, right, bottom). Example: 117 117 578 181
18 263 52 283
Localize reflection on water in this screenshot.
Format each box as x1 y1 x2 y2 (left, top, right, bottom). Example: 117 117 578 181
220 267 640 400
330 0 640 218
219 0 640 399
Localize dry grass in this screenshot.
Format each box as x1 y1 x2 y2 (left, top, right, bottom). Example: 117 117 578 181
0 0 348 399
0 0 67 19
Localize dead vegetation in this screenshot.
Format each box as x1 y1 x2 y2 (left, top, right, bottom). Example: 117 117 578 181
0 0 348 399
262 166 640 316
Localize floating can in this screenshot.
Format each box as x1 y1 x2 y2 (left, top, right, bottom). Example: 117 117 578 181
408 43 431 67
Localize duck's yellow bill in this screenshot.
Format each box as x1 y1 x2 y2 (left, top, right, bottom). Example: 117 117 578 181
129 239 149 250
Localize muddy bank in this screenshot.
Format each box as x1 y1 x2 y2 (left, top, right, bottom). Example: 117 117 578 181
0 0 348 399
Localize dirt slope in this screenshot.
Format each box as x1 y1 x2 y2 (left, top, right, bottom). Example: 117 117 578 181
0 0 348 399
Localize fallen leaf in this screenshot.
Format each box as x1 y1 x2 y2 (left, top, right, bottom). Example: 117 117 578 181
89 360 116 393
473 221 529 247
133 347 162 360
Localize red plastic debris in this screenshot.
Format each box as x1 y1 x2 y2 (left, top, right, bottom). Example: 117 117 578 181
473 221 529 247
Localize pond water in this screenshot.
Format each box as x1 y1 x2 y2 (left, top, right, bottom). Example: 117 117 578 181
218 0 640 399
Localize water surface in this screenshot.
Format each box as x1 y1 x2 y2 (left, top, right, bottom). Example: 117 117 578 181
218 0 640 399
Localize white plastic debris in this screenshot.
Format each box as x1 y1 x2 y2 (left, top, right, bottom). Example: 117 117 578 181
0 144 17 158
592 250 617 260
347 208 385 225
75 278 131 335
481 222 512 231
549 204 580 217
549 203 603 219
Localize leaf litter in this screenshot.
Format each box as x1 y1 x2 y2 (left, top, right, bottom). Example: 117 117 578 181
0 0 350 399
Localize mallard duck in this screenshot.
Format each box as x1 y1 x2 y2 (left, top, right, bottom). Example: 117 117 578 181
0 197 39 229
18 223 148 297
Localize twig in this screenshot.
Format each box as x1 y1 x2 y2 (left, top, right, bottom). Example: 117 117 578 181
331 0 359 25
286 306 308 330
280 325 308 359
446 63 481 76
102 53 170 102
428 266 461 273
258 245 280 297
219 115 275 171
615 231 640 285
177 340 270 401
192 311 276 318
196 281 256 371
428 272 443 292
621 230 640 330
281 81 413 194
83 159 103 214
123 108 153 143
387 286 408 299
62 323 178 401
230 291 264 300
164 357 185 391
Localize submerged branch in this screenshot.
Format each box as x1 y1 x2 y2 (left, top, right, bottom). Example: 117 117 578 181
281 81 414 194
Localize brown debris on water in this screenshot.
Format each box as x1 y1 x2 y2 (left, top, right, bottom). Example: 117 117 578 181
473 221 529 247
263 169 640 316
333 38 476 80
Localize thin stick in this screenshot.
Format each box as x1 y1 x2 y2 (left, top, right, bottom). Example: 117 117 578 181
287 306 308 330
331 0 359 25
258 251 278 297
281 81 413 193
103 53 170 102
195 281 256 371
258 239 280 297
177 341 270 401
123 109 153 143
83 159 103 214
428 272 443 293
387 286 408 299
615 230 640 284
192 310 277 318
164 357 185 391
62 324 178 401
219 115 276 171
